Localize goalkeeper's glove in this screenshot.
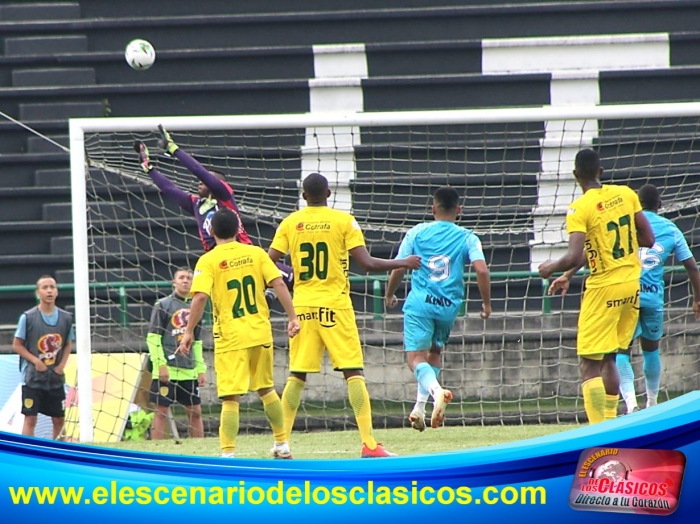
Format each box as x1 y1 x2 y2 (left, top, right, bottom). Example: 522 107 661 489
134 141 153 173
157 124 179 156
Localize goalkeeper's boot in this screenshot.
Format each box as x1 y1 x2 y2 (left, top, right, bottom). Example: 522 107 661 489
133 141 153 173
361 443 397 458
430 388 453 429
157 124 179 156
408 408 426 432
271 441 293 459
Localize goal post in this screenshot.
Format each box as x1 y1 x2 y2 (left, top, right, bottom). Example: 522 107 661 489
69 101 700 443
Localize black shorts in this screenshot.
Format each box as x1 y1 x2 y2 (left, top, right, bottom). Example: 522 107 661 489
21 386 65 418
149 379 201 407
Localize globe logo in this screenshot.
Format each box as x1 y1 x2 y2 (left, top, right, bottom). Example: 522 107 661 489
594 460 629 482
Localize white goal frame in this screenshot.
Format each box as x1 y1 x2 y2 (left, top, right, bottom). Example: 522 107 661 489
69 101 700 442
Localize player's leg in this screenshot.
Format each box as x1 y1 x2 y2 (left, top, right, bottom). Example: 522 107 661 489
248 344 291 459
610 282 642 418
215 349 249 457
638 307 663 408
327 309 395 457
641 337 662 408
280 307 320 442
44 387 66 440
176 380 204 438
616 345 638 414
428 320 454 429
403 312 434 431
149 379 174 439
577 285 622 424
601 353 620 420
20 386 39 437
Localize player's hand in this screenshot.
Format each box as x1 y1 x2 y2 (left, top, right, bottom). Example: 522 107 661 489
480 303 492 319
287 318 301 338
385 294 398 308
34 359 48 372
175 332 193 357
157 124 179 156
133 141 153 173
538 260 556 279
693 300 700 320
548 275 571 296
197 373 207 387
158 365 169 383
403 255 421 270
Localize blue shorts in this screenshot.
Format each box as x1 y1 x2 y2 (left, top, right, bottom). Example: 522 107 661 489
633 306 664 342
403 312 456 352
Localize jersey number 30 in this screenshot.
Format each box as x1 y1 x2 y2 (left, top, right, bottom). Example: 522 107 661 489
299 242 329 281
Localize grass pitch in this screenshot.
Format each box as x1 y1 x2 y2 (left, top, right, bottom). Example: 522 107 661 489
96 424 580 459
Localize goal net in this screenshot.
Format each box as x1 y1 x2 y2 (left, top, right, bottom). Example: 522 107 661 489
69 103 700 442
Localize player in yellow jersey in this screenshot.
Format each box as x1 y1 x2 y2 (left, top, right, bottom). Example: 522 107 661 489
539 149 655 424
268 173 421 458
177 208 300 459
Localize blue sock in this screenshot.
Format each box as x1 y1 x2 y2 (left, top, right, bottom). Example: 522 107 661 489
430 365 441 380
616 353 637 412
643 350 661 403
414 362 439 398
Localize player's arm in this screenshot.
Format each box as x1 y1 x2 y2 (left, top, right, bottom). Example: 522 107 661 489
473 259 492 319
539 232 586 278
158 125 233 202
634 210 655 248
12 314 47 372
675 228 700 318
384 269 405 308
146 302 169 381
54 339 72 375
682 257 700 319
177 292 209 356
134 141 194 214
350 246 421 272
548 249 587 296
271 277 301 337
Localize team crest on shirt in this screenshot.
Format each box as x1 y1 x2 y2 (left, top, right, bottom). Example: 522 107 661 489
219 260 229 269
597 202 604 211
160 386 169 396
37 333 63 366
296 222 304 231
24 398 33 409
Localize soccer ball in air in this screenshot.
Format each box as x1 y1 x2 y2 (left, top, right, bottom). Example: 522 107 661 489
125 39 156 70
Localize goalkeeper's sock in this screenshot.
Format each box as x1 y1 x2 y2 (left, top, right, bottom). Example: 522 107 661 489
582 377 606 424
414 362 441 399
643 350 661 407
219 400 240 454
616 353 638 413
347 375 377 449
604 394 620 420
281 376 305 440
261 390 286 444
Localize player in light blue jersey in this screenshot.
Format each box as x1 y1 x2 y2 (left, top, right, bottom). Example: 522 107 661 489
617 184 700 414
385 187 491 430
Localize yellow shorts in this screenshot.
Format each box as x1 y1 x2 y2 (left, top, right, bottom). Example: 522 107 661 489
290 306 364 373
214 344 274 397
577 279 640 359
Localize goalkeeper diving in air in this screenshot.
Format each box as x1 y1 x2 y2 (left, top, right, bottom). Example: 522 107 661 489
134 126 293 293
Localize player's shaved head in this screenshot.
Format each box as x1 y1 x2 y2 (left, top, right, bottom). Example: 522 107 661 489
574 149 602 181
433 186 460 212
302 173 330 204
211 208 239 240
638 184 661 211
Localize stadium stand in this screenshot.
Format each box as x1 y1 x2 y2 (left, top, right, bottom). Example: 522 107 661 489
2 0 700 329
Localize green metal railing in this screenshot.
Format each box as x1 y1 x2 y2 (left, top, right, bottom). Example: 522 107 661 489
0 266 687 327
